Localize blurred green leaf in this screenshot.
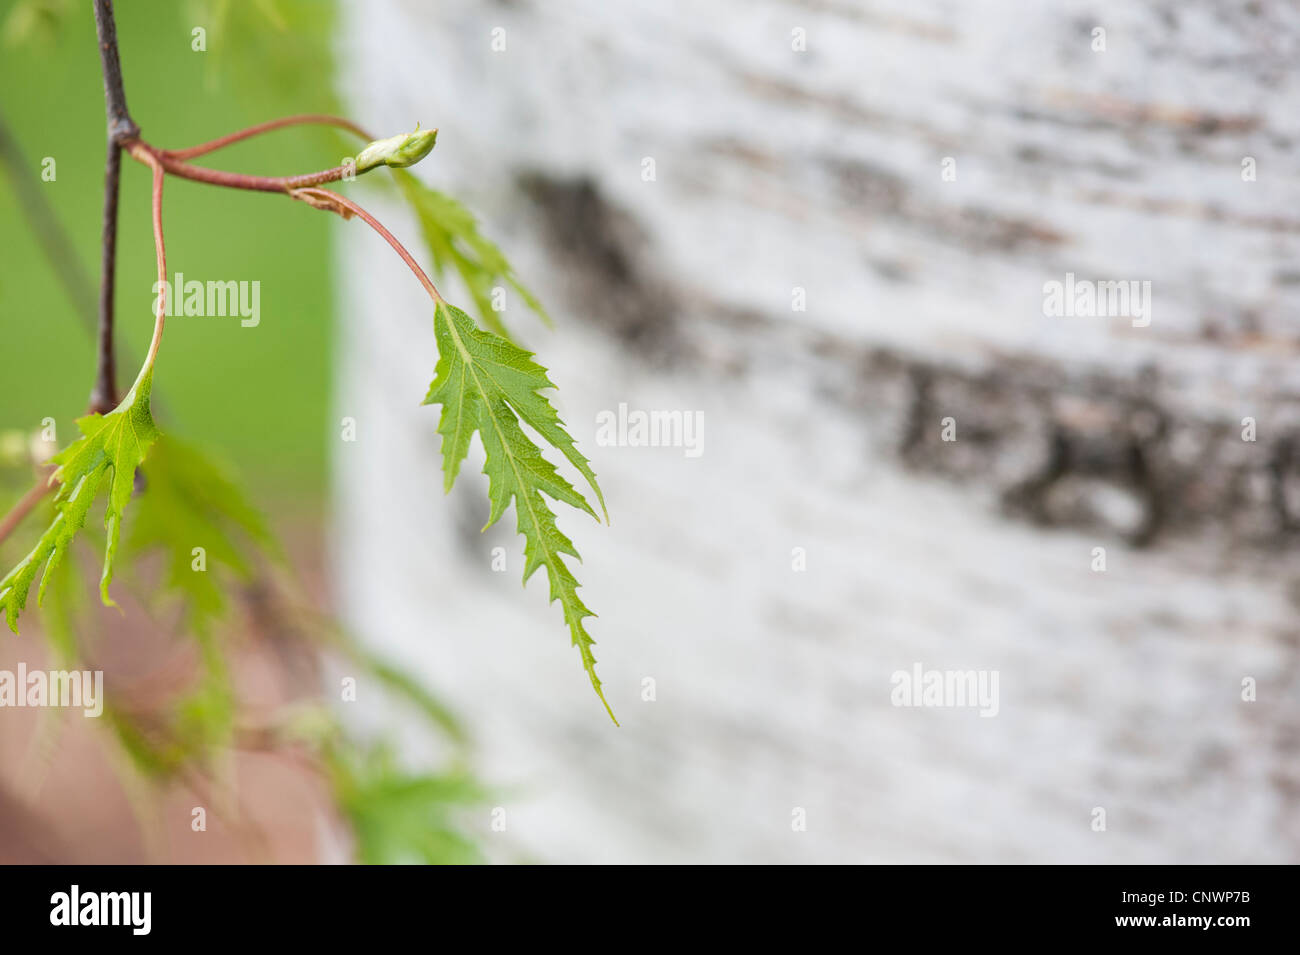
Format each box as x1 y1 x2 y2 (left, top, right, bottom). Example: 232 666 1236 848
127 432 279 634
2 0 76 49
395 169 551 340
354 649 468 746
188 0 338 107
327 742 486 865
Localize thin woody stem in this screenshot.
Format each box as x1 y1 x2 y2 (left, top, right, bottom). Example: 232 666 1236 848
120 117 443 306
130 141 355 194
91 0 140 415
92 0 138 143
293 187 444 303
91 141 123 412
161 114 374 160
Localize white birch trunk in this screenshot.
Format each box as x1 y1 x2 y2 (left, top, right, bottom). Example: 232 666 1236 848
333 0 1300 863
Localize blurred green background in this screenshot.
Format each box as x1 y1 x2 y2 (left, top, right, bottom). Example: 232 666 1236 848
0 0 340 505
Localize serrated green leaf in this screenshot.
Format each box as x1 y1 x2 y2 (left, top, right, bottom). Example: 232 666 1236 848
423 302 614 723
395 170 552 341
0 370 159 632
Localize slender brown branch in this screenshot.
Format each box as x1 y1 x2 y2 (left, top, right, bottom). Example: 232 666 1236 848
92 0 138 144
162 114 374 160
120 114 444 308
0 111 160 415
292 187 444 303
90 0 140 415
134 142 356 193
118 113 445 336
90 140 123 413
0 473 55 547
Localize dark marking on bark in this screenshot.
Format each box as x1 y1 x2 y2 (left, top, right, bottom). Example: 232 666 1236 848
518 172 681 361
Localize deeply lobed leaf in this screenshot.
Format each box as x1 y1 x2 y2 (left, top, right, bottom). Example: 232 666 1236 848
423 302 614 722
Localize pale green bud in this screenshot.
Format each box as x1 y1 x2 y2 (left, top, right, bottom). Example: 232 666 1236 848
355 125 438 172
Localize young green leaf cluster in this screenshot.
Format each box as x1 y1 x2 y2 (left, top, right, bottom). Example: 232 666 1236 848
0 370 158 631
0 86 616 722
0 2 519 860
